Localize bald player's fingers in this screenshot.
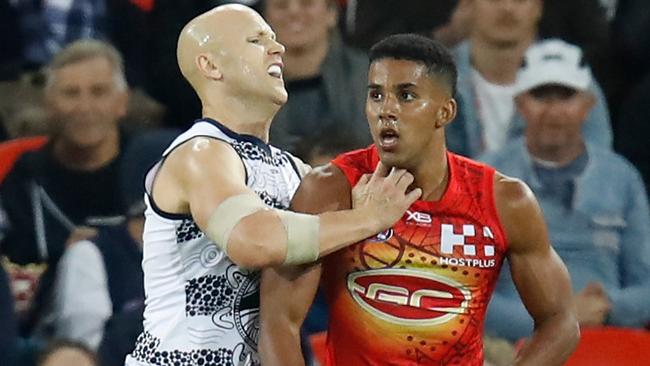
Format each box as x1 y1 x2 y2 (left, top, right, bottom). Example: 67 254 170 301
385 166 408 185
352 174 371 197
395 171 415 191
369 161 390 183
406 187 423 204
357 174 371 186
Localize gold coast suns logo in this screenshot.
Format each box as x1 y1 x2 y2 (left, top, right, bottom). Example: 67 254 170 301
347 269 471 326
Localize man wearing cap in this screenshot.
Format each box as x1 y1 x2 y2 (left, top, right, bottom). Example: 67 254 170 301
446 0 612 158
481 39 650 341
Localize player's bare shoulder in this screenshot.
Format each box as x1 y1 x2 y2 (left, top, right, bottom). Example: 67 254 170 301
152 136 246 213
493 171 547 252
493 171 536 211
292 163 351 213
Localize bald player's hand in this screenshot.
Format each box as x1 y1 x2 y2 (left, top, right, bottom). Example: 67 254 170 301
352 162 422 231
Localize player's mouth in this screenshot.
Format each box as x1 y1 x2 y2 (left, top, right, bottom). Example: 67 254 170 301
267 62 283 79
378 127 400 151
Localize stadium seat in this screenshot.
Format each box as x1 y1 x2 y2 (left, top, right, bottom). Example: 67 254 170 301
564 327 650 366
309 331 328 365
0 136 48 182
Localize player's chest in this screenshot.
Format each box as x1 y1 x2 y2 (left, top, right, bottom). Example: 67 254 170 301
338 208 506 273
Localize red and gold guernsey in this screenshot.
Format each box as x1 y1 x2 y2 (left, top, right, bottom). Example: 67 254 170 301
323 146 508 366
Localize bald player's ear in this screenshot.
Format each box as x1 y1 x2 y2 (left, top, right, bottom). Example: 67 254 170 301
434 98 457 128
196 53 223 81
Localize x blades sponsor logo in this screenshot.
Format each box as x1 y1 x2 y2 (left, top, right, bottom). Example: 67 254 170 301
406 210 432 225
347 269 471 326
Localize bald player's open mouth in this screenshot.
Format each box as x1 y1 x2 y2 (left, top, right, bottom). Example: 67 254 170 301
379 127 399 151
267 63 283 79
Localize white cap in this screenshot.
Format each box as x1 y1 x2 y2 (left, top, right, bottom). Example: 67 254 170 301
515 39 593 95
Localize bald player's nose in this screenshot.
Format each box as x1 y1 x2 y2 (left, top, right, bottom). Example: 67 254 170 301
268 38 285 56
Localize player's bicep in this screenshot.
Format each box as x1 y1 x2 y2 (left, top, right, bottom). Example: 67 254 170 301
496 175 573 324
260 164 350 322
509 243 572 324
291 163 352 214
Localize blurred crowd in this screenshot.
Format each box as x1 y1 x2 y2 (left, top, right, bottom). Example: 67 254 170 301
0 0 648 365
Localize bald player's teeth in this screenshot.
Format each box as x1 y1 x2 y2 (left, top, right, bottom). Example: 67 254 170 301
267 65 282 78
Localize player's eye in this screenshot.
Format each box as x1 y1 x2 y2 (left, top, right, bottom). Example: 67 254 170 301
399 92 416 101
368 90 382 101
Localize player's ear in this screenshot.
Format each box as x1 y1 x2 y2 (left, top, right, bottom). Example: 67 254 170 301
435 98 457 129
196 52 223 81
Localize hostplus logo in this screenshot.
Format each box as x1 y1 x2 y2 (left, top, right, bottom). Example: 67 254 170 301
439 224 497 268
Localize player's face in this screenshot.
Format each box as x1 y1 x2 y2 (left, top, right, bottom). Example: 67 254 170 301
366 58 453 169
264 0 337 52
517 84 594 155
216 11 287 105
45 56 127 149
470 0 541 46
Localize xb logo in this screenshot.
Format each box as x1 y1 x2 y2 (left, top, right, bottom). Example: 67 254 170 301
406 210 432 224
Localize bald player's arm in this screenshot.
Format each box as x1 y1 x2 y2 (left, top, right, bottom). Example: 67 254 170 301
494 173 579 365
155 138 418 269
259 163 350 366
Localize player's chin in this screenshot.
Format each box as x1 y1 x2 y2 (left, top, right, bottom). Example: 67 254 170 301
375 149 401 168
271 88 288 105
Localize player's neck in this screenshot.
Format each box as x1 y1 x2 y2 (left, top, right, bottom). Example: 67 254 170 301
201 94 281 142
282 39 329 80
413 147 449 202
470 37 532 85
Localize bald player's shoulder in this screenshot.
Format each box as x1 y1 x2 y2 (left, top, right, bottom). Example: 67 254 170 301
165 136 245 182
292 163 351 212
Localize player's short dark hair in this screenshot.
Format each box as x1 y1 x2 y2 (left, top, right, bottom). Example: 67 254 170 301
369 34 458 96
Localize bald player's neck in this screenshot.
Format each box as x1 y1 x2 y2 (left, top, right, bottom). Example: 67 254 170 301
201 93 280 141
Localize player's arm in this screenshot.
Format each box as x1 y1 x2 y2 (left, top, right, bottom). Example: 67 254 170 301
494 173 579 366
259 163 351 366
156 137 419 269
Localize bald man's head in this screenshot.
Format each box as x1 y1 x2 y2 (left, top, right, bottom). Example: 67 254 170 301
177 4 287 105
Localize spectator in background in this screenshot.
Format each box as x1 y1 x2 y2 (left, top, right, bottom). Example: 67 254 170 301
0 263 17 366
293 125 364 167
482 40 650 341
0 40 130 338
447 0 612 158
342 0 458 50
38 340 98 366
0 0 151 86
50 129 177 354
537 0 611 92
261 0 371 153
